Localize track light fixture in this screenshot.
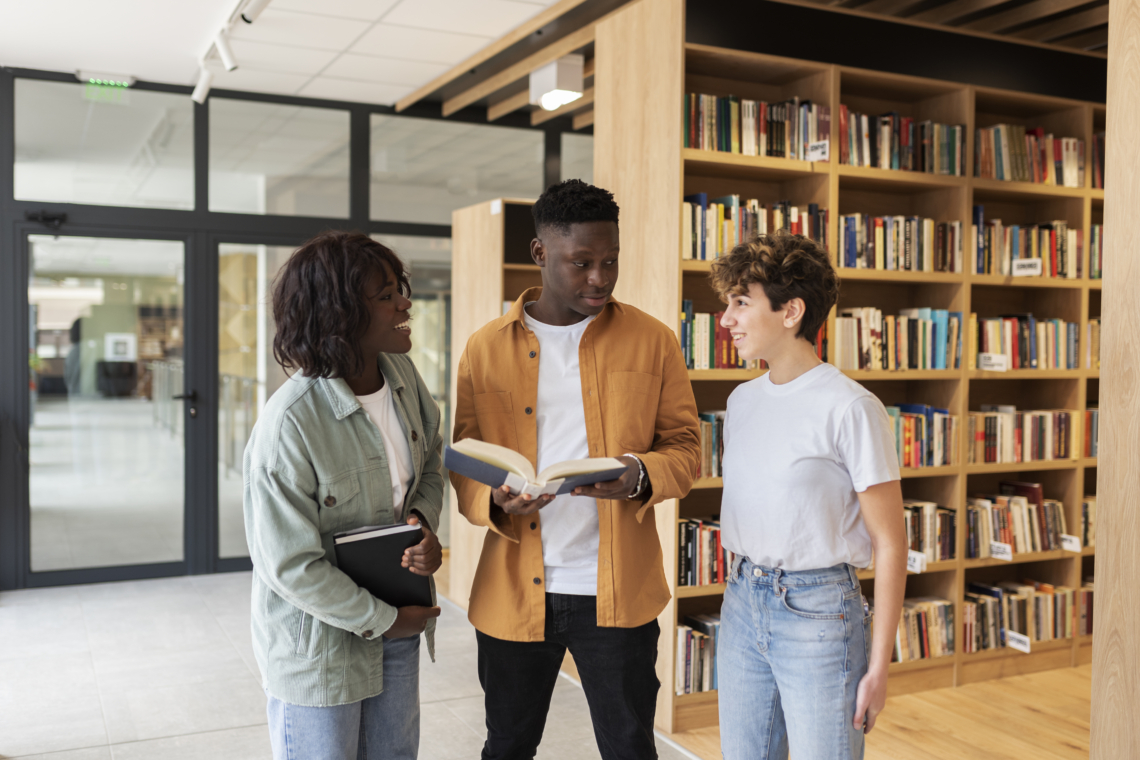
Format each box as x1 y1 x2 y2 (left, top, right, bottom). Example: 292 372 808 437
241 0 273 23
529 55 584 112
215 30 238 71
191 68 213 104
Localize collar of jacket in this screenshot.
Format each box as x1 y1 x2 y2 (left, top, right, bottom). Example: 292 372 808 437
499 286 626 331
317 353 409 420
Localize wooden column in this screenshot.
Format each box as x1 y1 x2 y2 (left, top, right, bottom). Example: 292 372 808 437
1091 6 1140 757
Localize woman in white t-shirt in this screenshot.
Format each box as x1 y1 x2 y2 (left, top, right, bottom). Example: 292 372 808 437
710 232 906 760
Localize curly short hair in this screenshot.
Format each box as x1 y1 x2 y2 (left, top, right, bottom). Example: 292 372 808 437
709 232 838 343
272 231 410 378
531 179 620 236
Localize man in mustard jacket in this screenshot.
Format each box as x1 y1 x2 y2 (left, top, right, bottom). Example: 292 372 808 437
451 180 701 760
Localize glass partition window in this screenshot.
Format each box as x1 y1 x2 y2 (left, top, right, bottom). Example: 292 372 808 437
15 80 194 210
210 99 350 217
28 235 185 571
371 115 543 224
561 133 594 185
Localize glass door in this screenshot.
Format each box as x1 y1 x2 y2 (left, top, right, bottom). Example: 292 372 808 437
26 234 188 573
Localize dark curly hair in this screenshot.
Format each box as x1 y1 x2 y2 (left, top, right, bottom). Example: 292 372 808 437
272 231 410 378
531 179 620 236
709 232 838 343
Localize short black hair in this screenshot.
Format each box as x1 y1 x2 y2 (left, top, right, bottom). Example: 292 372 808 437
531 179 620 237
272 231 410 379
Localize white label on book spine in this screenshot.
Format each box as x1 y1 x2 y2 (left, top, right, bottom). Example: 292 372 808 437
490 199 502 215
990 541 1013 561
1007 630 1031 653
907 550 927 574
807 140 829 162
1060 533 1083 553
1012 258 1043 277
979 353 1009 372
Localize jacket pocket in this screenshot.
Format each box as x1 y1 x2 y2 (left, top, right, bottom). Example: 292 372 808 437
316 472 362 534
472 391 519 450
293 610 322 659
607 371 661 452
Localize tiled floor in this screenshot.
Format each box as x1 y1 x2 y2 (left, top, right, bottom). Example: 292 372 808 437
0 572 695 760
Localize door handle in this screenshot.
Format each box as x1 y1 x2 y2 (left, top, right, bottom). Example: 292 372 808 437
173 391 199 418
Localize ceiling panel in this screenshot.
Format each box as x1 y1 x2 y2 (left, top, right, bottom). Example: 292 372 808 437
382 0 549 38
227 8 373 51
298 77 416 105
269 0 401 21
349 24 492 64
211 69 313 96
224 39 340 76
321 54 450 86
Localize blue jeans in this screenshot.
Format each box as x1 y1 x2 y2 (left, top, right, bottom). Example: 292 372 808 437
266 634 420 760
717 559 870 760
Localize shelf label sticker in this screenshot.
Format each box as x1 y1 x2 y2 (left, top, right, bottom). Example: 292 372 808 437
1012 258 1044 277
807 140 830 162
979 353 1009 372
1060 534 1083 553
990 541 1014 561
490 199 502 215
1007 630 1031 653
907 550 927 574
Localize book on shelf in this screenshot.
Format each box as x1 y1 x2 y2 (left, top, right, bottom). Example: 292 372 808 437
675 613 721 695
972 313 1079 370
974 124 1085 187
1078 578 1094 636
965 484 1067 557
1082 495 1096 548
1087 319 1101 369
871 596 955 662
1092 132 1105 190
964 579 1075 652
682 194 827 260
887 404 959 468
970 206 1082 278
698 410 725 479
833 306 963 371
838 214 963 272
838 107 965 175
678 517 735 587
681 301 765 370
903 499 957 561
965 407 1076 464
683 93 830 161
1084 408 1099 457
1090 224 1103 280
443 439 626 498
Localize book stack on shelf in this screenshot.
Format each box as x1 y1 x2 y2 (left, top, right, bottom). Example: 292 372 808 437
971 314 1080 370
684 93 830 160
675 613 721 695
872 597 955 662
964 579 1074 652
1082 496 1097 547
904 500 957 561
678 518 733 587
681 301 765 370
975 124 1084 187
1084 409 1099 457
834 307 963 372
839 214 964 272
965 488 1068 559
965 407 1076 464
697 410 725 478
971 206 1082 278
683 194 827 260
1089 225 1104 279
838 108 965 175
1087 320 1101 367
888 405 959 469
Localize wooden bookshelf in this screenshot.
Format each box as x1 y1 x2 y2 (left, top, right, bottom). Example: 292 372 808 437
594 0 1100 734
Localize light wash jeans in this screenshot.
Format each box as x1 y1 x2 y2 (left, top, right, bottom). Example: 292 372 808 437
265 634 421 760
717 558 871 760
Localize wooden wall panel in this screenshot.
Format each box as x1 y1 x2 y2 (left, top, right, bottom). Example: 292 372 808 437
1090 1 1140 756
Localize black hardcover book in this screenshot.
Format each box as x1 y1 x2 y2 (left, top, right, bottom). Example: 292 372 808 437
334 524 432 608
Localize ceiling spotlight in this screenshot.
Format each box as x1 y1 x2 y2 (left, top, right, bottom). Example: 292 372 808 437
215 30 238 71
76 70 136 87
241 0 273 23
530 54 584 112
191 68 213 104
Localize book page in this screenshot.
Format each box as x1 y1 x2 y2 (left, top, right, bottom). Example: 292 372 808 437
538 457 626 483
450 438 536 481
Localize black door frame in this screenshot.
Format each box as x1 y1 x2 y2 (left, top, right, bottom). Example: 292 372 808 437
0 65 581 590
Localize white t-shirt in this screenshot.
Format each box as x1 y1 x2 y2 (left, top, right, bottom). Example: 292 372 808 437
523 304 599 596
720 362 900 571
356 376 415 522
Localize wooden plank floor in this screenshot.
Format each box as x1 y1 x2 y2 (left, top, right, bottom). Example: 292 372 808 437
666 665 1092 760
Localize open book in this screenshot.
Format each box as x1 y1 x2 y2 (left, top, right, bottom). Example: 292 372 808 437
444 438 627 498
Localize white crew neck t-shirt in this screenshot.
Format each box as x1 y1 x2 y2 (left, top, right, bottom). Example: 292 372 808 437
720 362 900 571
523 303 598 596
356 375 415 522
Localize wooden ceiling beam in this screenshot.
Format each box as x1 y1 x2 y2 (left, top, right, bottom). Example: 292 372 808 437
395 0 590 112
910 0 1013 25
531 87 594 125
1011 3 1108 40
1055 25 1109 47
572 109 594 130
487 90 530 122
853 0 930 16
962 0 1095 32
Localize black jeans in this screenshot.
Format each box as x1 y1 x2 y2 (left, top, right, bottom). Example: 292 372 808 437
476 593 661 760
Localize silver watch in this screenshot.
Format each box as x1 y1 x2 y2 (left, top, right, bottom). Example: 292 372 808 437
625 454 648 499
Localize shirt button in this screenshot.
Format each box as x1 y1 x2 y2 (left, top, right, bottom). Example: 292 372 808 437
530 522 537 530
525 407 532 414
363 630 373 638
411 430 418 442
529 351 536 358
324 496 336 507
533 577 542 585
